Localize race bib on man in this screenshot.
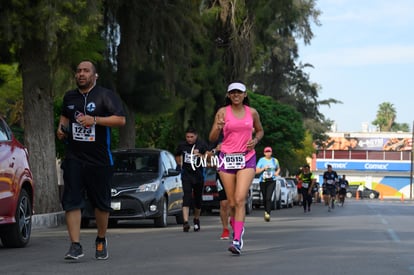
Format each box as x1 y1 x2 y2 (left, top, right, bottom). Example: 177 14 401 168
223 153 245 169
72 123 96 142
184 152 195 164
327 179 334 184
302 182 309 188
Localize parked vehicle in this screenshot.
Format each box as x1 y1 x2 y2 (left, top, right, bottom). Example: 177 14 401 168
252 175 282 210
81 148 184 227
280 177 294 208
346 185 379 199
285 177 299 205
0 117 34 248
201 168 253 214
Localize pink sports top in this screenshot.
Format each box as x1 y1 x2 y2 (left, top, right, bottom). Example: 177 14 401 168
220 105 255 161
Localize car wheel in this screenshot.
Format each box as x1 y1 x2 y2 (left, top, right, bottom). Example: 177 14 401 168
245 195 253 215
154 197 168 227
276 191 282 210
175 211 184 224
346 192 352 198
369 193 375 199
0 189 32 248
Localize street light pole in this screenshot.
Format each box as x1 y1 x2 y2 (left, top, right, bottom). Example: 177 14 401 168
410 120 414 199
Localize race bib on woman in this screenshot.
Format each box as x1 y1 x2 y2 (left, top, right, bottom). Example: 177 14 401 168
223 153 245 169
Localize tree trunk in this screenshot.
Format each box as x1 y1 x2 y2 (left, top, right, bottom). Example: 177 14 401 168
118 105 136 149
116 3 138 149
21 39 61 214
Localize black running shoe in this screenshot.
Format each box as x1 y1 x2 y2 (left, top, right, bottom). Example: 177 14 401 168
193 218 200 232
183 221 190 232
95 238 108 260
64 242 84 260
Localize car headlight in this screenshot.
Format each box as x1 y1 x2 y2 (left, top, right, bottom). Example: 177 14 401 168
137 182 159 192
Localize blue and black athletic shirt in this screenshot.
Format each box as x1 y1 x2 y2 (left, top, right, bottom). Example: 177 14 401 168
61 86 125 166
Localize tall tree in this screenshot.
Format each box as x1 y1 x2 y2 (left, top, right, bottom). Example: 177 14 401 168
0 63 22 126
248 92 306 173
391 122 410 132
103 0 210 147
372 102 396 132
203 0 331 144
0 1 103 213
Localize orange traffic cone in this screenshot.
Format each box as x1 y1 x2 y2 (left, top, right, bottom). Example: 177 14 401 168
401 193 404 202
380 192 383 201
356 190 360 200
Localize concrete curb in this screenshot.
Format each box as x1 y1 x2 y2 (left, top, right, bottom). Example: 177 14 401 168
32 211 66 229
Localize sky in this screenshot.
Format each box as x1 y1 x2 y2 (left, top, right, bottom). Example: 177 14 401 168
299 0 414 133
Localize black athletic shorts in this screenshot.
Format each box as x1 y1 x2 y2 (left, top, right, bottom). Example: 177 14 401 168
61 158 113 212
323 184 336 197
338 188 347 195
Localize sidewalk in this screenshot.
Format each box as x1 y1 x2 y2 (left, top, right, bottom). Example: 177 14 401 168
31 196 414 230
32 211 65 230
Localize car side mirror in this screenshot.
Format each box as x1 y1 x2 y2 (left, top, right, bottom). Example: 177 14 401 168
167 168 180 177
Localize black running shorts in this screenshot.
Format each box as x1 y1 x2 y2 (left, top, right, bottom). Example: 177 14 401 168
61 158 113 212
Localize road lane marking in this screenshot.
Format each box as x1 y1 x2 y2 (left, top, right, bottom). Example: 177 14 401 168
387 228 400 243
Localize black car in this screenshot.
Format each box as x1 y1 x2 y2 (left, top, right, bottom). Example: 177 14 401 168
346 185 379 199
81 148 184 227
201 168 253 214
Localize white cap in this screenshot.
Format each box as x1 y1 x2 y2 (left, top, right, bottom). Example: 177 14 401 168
227 82 246 92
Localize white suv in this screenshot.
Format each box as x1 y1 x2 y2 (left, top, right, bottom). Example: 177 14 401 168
280 177 294 208
252 175 282 210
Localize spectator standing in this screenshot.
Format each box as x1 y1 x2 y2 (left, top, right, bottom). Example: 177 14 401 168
357 183 364 199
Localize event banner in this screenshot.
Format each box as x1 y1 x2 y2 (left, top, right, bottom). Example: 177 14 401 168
316 161 410 172
322 137 412 151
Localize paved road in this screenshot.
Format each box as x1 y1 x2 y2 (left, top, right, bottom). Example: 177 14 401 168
2 199 414 275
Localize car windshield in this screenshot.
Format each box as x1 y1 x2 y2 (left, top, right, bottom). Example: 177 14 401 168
113 152 159 173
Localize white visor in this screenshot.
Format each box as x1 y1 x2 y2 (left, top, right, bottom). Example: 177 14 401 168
227 82 246 92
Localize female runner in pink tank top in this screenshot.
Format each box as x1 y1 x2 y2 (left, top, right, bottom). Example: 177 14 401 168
209 81 264 255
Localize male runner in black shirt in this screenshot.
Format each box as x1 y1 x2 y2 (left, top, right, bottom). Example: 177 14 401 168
57 61 125 260
175 127 208 232
323 164 339 212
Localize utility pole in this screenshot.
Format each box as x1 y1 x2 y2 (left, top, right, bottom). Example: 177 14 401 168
410 120 414 199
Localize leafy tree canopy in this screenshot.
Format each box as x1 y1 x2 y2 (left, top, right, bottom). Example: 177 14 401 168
249 91 307 173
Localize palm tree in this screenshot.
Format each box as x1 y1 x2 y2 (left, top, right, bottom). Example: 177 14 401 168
372 102 396 131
